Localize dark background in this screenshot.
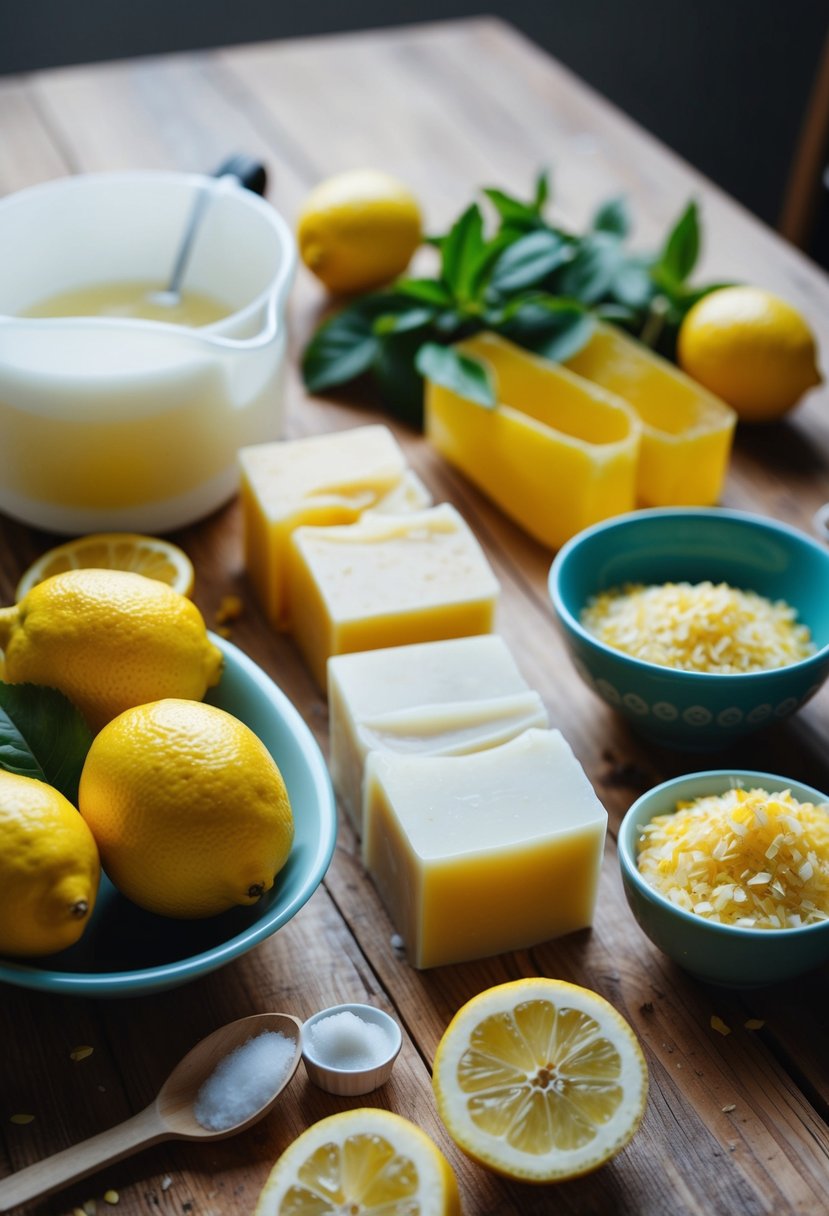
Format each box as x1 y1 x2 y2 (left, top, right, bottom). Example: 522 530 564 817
3 0 828 245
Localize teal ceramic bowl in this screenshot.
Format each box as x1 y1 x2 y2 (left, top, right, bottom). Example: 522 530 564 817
0 636 337 997
618 770 829 987
549 508 829 749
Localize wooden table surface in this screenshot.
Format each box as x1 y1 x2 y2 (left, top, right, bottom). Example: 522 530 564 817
2 17 829 1216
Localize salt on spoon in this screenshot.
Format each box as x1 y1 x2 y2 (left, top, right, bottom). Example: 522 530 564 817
194 1029 297 1131
0 1012 301 1213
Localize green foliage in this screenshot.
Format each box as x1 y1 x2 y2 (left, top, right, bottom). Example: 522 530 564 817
301 171 729 426
0 682 93 805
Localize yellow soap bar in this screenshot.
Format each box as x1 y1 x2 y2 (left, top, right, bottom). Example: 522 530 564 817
239 425 407 629
328 635 548 832
563 323 737 506
364 728 607 969
289 504 500 689
425 332 640 550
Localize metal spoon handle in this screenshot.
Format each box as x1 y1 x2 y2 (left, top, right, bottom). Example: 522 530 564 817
0 1104 167 1211
161 154 268 300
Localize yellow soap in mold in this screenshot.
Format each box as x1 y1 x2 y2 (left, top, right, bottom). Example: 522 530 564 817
328 635 548 833
289 504 499 689
364 728 607 969
239 425 408 629
563 322 736 507
425 332 641 550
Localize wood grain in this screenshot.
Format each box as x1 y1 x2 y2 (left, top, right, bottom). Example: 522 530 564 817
1 18 828 1216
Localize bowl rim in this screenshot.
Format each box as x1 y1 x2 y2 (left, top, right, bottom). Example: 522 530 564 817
0 169 298 342
618 768 829 941
548 506 829 683
0 635 338 996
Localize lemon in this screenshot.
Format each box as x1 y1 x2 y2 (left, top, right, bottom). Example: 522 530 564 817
78 698 294 918
255 1108 461 1216
0 770 100 956
15 533 195 601
297 169 422 295
677 286 822 422
0 569 222 731
432 978 648 1183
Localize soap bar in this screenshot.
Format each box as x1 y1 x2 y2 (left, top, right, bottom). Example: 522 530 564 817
364 728 607 969
563 323 736 507
328 635 548 832
371 469 433 514
289 504 500 689
239 425 408 629
425 332 640 550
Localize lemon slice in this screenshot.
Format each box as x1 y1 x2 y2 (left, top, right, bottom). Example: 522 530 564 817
432 978 648 1183
254 1108 461 1216
15 533 195 601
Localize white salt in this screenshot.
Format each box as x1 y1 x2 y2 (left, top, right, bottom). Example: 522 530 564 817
193 1030 295 1131
307 1010 394 1070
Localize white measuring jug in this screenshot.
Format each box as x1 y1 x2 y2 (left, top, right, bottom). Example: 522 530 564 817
0 171 296 534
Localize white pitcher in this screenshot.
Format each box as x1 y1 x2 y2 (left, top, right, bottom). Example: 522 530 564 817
0 171 296 533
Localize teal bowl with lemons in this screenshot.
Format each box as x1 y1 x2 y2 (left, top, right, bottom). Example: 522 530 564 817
618 769 829 987
0 636 337 997
548 507 829 749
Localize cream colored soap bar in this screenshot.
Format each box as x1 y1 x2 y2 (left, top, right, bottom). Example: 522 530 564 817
371 469 433 514
290 504 500 689
239 425 407 629
364 728 607 969
329 635 548 832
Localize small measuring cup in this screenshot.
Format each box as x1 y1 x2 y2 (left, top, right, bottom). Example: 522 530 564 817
0 170 296 534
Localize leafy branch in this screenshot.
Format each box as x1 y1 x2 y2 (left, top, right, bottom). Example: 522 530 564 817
302 171 728 427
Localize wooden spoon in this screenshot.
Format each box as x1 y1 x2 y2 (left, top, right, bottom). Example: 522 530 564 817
0 1012 301 1212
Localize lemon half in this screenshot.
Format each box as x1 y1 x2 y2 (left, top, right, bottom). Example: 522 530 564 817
15 533 195 602
255 1108 461 1216
432 978 648 1183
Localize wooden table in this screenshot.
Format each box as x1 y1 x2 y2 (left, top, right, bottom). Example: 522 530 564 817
2 18 829 1216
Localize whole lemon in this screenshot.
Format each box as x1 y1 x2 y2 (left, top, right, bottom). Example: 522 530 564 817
0 569 223 731
297 168 422 295
78 699 294 918
0 770 100 956
677 286 822 422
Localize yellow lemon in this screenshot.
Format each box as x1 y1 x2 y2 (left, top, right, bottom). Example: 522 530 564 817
297 169 422 295
255 1108 461 1216
15 533 195 601
0 770 100 956
677 286 822 422
0 569 222 731
78 698 294 918
432 978 648 1183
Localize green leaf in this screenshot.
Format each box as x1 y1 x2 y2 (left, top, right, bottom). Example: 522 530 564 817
552 232 623 304
440 204 487 302
487 229 572 296
373 306 435 336
654 200 700 289
0 682 93 805
372 331 429 428
534 168 551 211
592 195 630 238
496 295 596 362
395 278 454 307
301 299 383 392
415 342 496 408
611 256 656 310
483 189 540 232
